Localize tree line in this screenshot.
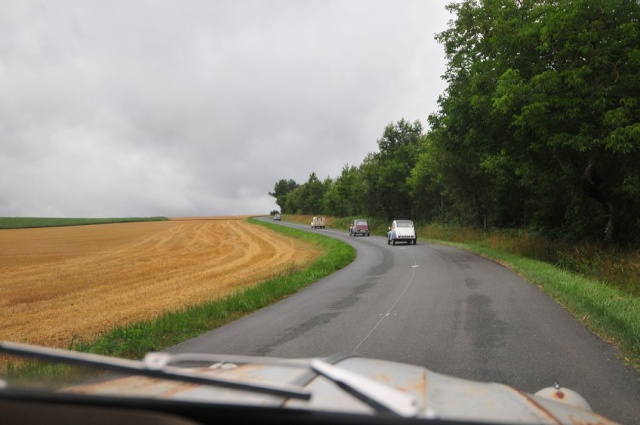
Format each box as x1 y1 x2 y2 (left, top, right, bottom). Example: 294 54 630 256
270 0 640 246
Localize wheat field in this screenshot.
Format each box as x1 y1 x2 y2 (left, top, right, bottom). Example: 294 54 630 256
0 217 320 348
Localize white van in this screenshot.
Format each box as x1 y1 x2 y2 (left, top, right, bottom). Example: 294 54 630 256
311 216 325 229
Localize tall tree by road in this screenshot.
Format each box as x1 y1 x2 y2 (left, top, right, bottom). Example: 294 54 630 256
432 0 640 243
269 179 298 214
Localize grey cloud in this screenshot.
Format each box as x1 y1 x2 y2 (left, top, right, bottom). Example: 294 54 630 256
0 0 452 217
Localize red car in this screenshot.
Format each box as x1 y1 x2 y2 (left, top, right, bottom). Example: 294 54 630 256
349 219 370 236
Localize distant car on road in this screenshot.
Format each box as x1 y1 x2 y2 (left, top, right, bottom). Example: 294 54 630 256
273 213 281 221
311 216 325 229
349 219 370 237
387 219 416 245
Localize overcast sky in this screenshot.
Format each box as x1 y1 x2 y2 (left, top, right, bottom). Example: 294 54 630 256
1 1 454 218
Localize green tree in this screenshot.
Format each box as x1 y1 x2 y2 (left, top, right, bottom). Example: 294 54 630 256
374 119 424 219
355 153 382 218
515 0 640 243
433 0 640 242
303 172 325 214
269 179 298 214
283 173 326 215
323 164 360 216
408 131 450 222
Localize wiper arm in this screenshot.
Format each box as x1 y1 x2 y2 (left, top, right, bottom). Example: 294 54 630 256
0 341 310 401
310 359 419 417
165 352 311 368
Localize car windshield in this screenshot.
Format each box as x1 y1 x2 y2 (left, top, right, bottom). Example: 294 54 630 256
2 1 637 425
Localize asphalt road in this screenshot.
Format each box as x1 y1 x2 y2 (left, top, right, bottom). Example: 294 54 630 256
168 219 640 424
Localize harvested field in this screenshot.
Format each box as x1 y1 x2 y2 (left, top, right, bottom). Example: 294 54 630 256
0 217 321 349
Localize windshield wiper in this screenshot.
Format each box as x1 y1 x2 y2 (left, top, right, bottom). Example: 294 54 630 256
310 359 419 418
0 341 311 401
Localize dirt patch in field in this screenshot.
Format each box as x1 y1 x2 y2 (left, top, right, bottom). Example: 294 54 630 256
0 216 321 349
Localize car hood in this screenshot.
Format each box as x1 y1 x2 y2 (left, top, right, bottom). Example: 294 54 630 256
0 342 618 425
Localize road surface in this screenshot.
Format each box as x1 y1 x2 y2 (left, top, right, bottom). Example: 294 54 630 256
168 219 640 424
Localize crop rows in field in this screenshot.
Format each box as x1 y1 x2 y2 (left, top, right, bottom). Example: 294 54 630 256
0 217 320 348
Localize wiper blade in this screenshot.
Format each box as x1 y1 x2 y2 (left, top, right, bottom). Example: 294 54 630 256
0 341 311 401
164 352 311 368
310 359 419 417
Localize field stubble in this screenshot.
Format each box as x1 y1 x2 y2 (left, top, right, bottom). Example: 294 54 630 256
0 217 320 349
